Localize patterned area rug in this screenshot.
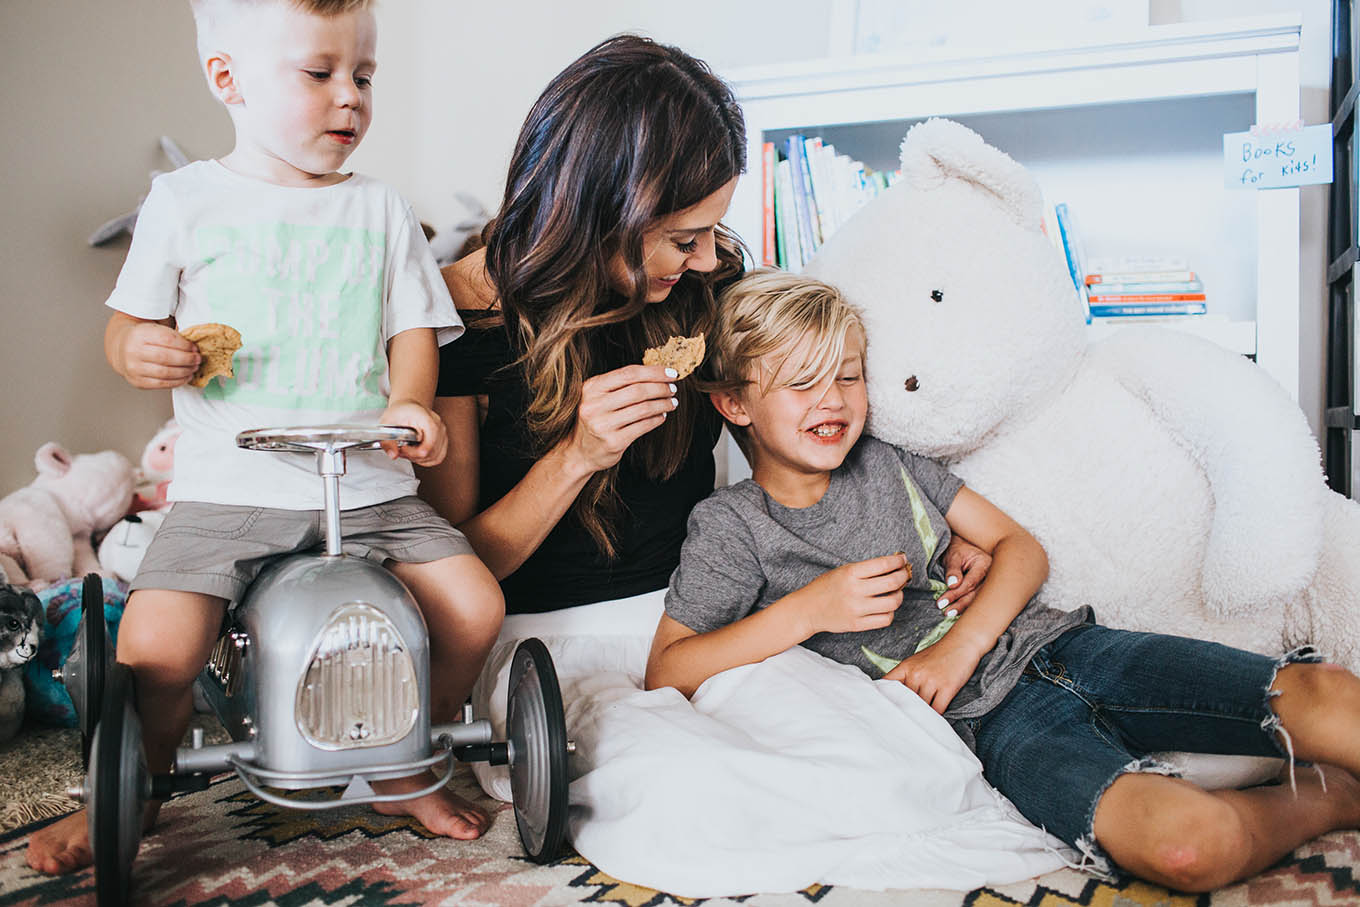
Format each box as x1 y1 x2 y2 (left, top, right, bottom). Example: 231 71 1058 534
1 764 1358 907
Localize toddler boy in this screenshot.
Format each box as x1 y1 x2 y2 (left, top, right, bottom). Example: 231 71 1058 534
29 0 503 876
646 269 1360 892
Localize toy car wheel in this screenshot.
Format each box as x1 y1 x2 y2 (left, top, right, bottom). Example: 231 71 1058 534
506 638 568 864
68 573 110 767
88 663 148 907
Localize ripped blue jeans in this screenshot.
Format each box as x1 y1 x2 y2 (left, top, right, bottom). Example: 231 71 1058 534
967 622 1320 875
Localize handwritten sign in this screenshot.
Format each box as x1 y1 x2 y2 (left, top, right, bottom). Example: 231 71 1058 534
1224 124 1333 189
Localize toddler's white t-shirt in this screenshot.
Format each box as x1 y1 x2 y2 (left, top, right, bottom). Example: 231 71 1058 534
106 161 462 510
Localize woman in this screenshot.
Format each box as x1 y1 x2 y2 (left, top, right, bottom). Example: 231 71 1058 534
422 34 989 623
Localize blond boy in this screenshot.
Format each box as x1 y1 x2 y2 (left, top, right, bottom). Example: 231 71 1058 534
647 269 1360 892
29 0 503 875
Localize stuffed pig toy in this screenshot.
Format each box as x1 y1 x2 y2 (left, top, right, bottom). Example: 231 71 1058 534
0 443 135 590
806 118 1360 673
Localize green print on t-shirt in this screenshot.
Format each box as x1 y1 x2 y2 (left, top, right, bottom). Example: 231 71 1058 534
193 223 388 410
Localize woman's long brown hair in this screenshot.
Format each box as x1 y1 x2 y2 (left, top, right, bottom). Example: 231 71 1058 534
484 34 746 557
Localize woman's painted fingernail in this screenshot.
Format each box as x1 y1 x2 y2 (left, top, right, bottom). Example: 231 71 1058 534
947 575 959 587
670 397 679 408
937 598 950 610
669 383 677 393
665 367 679 379
946 609 958 618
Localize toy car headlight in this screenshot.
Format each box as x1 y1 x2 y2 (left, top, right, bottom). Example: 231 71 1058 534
295 602 418 749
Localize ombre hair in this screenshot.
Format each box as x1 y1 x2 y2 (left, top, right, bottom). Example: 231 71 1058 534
700 269 866 462
484 34 747 557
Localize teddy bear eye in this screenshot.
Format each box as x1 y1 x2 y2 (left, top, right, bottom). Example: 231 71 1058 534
930 290 944 302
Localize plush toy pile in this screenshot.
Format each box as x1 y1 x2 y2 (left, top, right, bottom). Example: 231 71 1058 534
0 444 134 591
807 118 1360 674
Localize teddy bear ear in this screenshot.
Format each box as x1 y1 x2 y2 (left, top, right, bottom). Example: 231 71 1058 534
34 442 73 478
898 118 1044 231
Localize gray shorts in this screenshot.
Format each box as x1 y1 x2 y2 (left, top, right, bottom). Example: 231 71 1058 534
131 496 475 603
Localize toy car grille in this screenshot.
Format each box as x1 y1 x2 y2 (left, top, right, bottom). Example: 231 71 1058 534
295 603 418 749
207 629 248 698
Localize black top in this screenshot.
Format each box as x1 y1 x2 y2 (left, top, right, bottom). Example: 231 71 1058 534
437 321 723 613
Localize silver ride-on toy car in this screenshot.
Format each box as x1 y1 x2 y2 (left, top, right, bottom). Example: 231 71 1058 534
59 426 570 906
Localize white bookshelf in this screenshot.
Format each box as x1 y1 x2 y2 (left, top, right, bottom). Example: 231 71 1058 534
721 14 1303 401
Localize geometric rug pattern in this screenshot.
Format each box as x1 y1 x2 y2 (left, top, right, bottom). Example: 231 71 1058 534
2 765 1358 906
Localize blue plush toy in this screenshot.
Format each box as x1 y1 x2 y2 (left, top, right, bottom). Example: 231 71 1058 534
23 576 125 726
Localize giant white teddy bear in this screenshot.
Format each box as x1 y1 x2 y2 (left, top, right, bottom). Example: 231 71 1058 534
806 118 1360 673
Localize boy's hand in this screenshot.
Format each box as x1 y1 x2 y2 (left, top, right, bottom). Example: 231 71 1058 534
801 553 910 635
114 321 201 389
883 635 982 714
936 536 992 615
380 400 447 467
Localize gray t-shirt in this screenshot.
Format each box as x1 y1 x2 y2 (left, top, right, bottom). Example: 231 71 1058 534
666 437 1090 734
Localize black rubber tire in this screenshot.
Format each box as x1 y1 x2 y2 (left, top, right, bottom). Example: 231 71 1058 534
505 638 569 864
89 663 146 907
78 573 108 768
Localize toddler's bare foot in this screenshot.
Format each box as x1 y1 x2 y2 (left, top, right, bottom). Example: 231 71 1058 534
26 809 91 875
371 772 490 839
26 799 162 876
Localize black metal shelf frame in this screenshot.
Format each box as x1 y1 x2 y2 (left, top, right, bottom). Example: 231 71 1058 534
1327 0 1359 496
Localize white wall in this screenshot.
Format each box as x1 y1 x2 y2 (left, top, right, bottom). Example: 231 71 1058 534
0 0 1335 493
352 1 836 230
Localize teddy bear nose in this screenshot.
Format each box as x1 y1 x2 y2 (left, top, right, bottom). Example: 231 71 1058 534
904 375 920 392
930 290 943 302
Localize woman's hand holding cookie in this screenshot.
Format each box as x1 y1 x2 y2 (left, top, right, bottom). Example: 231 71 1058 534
565 364 679 474
114 320 202 389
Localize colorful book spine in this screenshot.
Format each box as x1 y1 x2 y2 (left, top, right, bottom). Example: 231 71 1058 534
1086 293 1207 304
1088 301 1208 317
1053 204 1084 292
1086 269 1197 286
1052 203 1090 322
784 136 820 260
803 136 834 242
761 142 776 267
774 158 801 269
1082 279 1203 295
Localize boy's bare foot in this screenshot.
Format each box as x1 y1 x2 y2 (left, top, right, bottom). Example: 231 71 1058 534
1317 764 1360 828
26 809 91 875
27 799 161 876
371 772 491 839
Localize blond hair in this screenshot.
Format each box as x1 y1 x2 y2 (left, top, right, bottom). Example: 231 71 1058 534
189 0 374 61
701 269 865 460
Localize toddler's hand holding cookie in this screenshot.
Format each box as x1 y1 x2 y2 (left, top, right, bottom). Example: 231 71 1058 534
109 315 203 390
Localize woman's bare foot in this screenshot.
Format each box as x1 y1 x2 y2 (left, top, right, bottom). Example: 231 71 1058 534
25 809 92 875
370 772 491 839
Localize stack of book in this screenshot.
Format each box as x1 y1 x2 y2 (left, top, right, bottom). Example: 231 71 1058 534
1084 258 1206 320
1046 201 1207 323
761 135 900 270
